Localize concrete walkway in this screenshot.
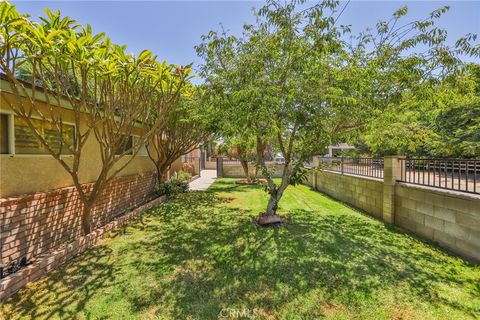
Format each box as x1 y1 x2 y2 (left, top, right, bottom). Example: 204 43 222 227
189 170 217 191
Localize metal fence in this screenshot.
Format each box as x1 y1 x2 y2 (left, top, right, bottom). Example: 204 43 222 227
399 158 479 194
318 157 384 179
220 156 480 194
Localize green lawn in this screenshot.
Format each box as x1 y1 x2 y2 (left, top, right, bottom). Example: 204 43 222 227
1 179 479 319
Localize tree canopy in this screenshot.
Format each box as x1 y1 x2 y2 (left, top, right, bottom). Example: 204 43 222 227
358 63 480 158
197 0 479 220
0 2 197 233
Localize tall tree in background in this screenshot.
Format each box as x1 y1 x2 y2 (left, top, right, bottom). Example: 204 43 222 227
356 63 480 158
146 79 210 185
197 0 478 224
0 3 170 234
219 135 258 181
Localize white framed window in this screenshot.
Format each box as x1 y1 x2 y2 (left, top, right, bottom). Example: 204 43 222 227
0 113 75 155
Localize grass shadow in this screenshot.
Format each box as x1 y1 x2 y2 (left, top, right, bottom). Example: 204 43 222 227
1 180 479 319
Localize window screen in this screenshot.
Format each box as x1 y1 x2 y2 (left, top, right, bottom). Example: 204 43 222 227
114 135 133 155
14 118 75 154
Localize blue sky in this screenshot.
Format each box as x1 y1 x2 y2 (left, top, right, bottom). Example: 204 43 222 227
13 0 480 79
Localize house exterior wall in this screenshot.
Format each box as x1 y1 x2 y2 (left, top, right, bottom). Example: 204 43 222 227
0 82 191 271
0 90 156 198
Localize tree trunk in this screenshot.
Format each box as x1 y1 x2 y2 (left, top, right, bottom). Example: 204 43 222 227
239 157 250 181
81 202 94 235
155 162 163 186
155 161 169 186
266 191 279 215
264 173 289 216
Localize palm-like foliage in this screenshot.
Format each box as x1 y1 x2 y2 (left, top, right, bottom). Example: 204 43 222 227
0 2 194 233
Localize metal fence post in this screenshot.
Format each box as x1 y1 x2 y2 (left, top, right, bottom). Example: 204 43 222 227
341 156 344 175
216 157 223 178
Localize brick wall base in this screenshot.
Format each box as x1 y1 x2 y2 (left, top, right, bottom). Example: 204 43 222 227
0 195 166 301
1 171 157 272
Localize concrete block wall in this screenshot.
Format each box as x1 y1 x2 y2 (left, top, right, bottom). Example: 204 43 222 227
223 164 259 178
305 167 480 262
395 184 480 260
222 163 284 178
306 171 383 219
0 172 157 270
205 161 217 170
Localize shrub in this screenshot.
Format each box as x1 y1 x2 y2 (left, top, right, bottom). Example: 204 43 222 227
157 171 191 196
172 171 192 182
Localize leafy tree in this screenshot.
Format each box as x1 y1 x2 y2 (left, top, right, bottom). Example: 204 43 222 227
357 64 480 158
197 0 477 221
146 79 210 185
221 135 258 181
0 3 171 233
426 64 480 158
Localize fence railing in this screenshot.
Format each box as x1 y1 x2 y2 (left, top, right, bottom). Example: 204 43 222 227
399 158 479 194
221 156 480 194
318 157 384 179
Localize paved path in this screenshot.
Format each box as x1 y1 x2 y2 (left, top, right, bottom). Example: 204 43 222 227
189 170 217 191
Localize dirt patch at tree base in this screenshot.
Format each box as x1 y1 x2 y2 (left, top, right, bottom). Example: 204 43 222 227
253 213 286 227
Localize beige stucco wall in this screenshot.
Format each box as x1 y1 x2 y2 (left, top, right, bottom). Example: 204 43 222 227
169 158 183 176
1 90 156 197
193 158 200 176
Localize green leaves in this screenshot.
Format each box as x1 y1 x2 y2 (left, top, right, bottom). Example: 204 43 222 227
393 6 408 19
1 1 197 130
138 49 152 62
198 0 478 180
